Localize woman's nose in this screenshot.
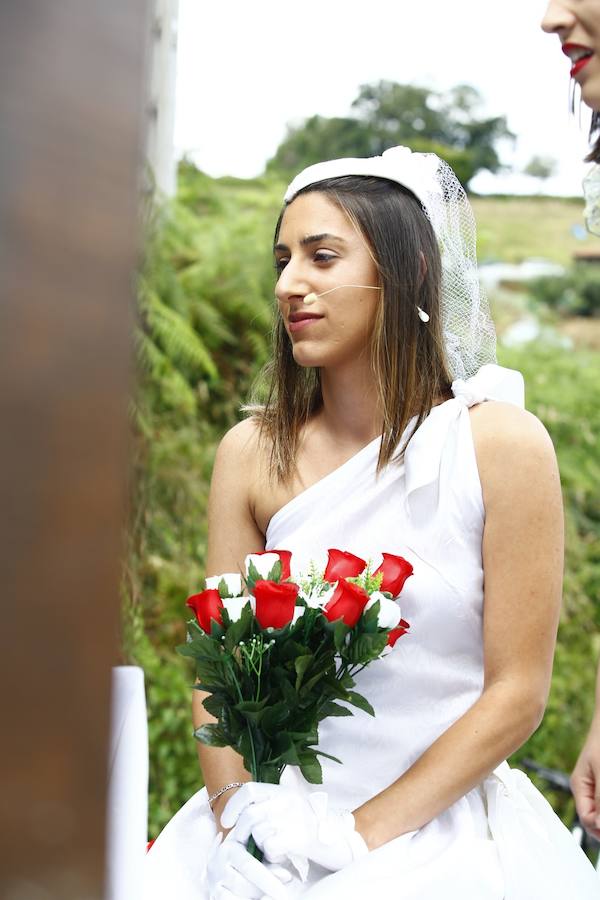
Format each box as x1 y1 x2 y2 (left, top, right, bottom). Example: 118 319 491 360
274 262 309 304
541 0 575 34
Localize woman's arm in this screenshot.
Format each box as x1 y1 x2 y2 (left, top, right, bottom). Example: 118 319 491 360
192 418 266 832
571 661 600 838
353 402 563 850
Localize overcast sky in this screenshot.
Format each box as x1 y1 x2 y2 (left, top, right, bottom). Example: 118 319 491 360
174 0 594 196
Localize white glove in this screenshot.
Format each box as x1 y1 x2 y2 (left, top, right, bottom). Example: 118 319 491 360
221 783 368 876
205 830 293 900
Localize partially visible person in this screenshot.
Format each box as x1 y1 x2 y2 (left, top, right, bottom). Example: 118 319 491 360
542 0 600 839
571 666 600 839
542 0 600 110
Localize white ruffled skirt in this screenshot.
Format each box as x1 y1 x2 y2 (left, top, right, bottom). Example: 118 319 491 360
143 762 599 899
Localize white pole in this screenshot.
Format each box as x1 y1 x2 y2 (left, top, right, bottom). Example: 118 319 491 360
105 667 149 900
146 0 179 198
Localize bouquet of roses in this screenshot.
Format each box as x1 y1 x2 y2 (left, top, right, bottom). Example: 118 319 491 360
179 548 412 807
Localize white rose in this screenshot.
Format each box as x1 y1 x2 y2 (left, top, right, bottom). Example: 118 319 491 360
222 596 251 622
365 592 402 629
205 573 243 596
245 553 280 580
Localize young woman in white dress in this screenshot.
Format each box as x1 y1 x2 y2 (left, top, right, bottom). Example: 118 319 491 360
144 148 599 899
542 0 600 845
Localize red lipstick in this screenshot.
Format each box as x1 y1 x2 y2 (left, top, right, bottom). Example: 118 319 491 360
562 43 594 78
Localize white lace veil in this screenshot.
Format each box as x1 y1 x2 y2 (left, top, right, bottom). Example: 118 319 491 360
284 146 497 381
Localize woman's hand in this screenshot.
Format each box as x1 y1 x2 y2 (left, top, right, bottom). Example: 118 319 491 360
205 830 292 900
221 783 368 874
571 720 600 840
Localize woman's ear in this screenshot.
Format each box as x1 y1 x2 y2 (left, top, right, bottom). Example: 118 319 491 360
419 251 428 285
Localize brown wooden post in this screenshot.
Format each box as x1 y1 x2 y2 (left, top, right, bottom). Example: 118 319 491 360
0 2 150 897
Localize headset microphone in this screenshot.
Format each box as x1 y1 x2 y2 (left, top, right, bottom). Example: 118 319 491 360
301 284 380 306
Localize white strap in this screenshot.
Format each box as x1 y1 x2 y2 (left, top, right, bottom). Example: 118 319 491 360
404 363 525 518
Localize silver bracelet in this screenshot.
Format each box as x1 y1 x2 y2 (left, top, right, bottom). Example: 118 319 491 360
208 781 244 810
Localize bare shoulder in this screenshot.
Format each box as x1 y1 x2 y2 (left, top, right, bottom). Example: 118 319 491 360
210 416 268 503
215 416 262 466
468 401 560 506
207 417 268 571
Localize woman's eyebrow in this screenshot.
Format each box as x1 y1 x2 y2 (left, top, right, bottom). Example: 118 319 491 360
274 233 346 252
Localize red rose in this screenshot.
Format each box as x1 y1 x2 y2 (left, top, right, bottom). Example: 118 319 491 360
374 553 413 596
186 589 224 632
324 549 366 583
254 579 299 629
387 618 410 647
323 579 370 628
254 549 292 581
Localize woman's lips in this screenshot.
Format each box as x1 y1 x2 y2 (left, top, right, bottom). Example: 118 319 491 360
562 43 594 78
288 313 324 333
572 54 593 77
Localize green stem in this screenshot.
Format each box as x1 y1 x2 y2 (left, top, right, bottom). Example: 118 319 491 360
246 833 263 861
245 756 264 862
254 636 263 702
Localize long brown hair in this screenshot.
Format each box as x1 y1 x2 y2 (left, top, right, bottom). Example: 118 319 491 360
587 111 600 163
251 176 452 482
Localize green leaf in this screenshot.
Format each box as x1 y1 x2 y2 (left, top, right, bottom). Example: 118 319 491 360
261 701 290 736
177 633 223 661
258 763 283 784
194 724 229 747
319 701 353 717
303 659 337 693
246 559 262 592
237 729 258 773
267 559 282 582
280 640 312 664
209 618 225 640
298 752 322 783
361 599 380 631
201 693 225 719
346 632 388 664
294 654 313 691
188 619 205 638
271 732 301 765
345 690 375 716
289 728 318 745
223 602 253 651
333 619 349 653
194 660 224 684
282 681 300 710
234 698 269 724
315 749 343 764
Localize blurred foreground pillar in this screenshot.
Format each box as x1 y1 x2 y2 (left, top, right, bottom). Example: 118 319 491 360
0 2 149 897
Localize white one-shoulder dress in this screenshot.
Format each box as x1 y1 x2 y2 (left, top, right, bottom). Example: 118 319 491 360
143 364 599 899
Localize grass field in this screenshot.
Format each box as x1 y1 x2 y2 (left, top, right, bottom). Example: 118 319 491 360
210 171 600 268
472 195 600 266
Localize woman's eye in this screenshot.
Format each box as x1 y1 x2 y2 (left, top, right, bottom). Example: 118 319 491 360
314 252 336 263
274 258 288 274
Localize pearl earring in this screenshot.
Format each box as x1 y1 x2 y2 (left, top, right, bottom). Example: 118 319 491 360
417 306 430 323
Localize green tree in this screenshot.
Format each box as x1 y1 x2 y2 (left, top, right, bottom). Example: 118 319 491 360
266 81 514 188
524 155 558 182
266 115 374 179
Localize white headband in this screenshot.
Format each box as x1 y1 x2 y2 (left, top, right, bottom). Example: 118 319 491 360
284 146 441 224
